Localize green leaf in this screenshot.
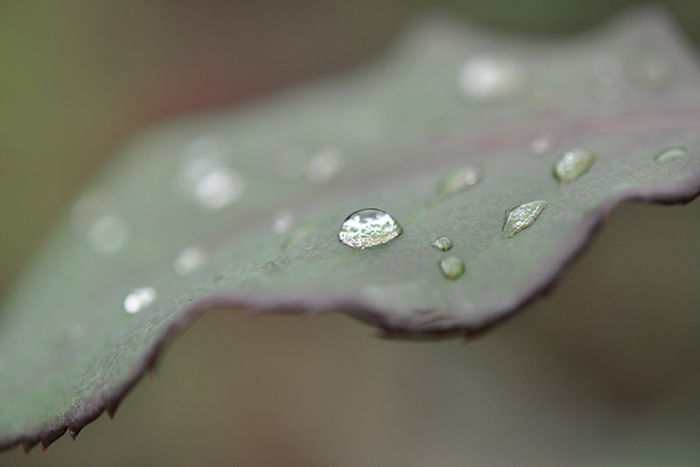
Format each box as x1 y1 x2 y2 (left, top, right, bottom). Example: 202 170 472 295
2 6 700 453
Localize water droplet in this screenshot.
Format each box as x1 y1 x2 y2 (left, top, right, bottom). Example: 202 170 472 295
529 135 556 154
87 215 129 253
173 246 207 275
437 166 480 197
502 200 548 238
194 167 244 210
459 56 524 101
178 138 244 210
272 212 294 235
123 287 157 314
307 148 345 184
339 208 403 249
655 147 686 164
439 256 465 280
554 148 595 184
431 236 454 251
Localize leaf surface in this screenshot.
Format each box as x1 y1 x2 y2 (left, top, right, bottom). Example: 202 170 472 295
2 6 700 452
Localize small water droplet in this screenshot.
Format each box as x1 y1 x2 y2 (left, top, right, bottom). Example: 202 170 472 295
339 208 403 249
439 256 465 280
459 56 524 101
437 166 480 197
178 138 244 210
123 287 157 314
655 147 686 164
529 135 556 154
306 148 345 184
554 148 595 184
194 167 244 210
431 236 454 251
502 200 548 238
87 215 129 253
272 212 294 235
173 246 207 275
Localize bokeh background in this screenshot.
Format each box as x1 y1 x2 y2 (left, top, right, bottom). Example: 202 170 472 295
2 1 700 465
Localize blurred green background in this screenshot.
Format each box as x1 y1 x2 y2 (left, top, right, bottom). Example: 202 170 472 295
2 1 700 466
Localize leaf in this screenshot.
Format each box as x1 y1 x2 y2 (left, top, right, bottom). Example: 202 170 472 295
2 6 700 453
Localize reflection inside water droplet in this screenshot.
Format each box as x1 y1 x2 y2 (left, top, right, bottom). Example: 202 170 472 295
307 148 344 184
459 56 524 101
339 209 403 249
439 256 465 280
173 246 207 275
437 166 480 198
124 287 157 314
432 236 454 251
655 147 686 164
502 200 548 238
554 148 595 184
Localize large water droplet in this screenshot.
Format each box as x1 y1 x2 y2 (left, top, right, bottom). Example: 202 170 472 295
124 287 157 314
654 147 686 164
554 148 595 184
339 209 403 249
459 56 524 101
87 214 129 253
306 148 344 184
437 166 480 197
439 256 465 280
173 246 207 275
502 200 548 238
431 236 454 251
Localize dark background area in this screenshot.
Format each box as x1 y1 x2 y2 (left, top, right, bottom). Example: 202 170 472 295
2 1 700 465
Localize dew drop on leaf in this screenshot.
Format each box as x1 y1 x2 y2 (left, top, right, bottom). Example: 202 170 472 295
529 135 556 154
173 246 207 276
123 287 157 314
193 167 244 210
437 166 481 198
502 200 548 238
87 214 129 254
431 236 454 251
338 209 403 249
554 148 596 184
306 148 345 184
272 212 295 235
458 56 524 101
654 146 687 164
439 256 465 280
